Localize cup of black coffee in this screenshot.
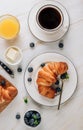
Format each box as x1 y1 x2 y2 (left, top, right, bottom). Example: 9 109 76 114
36 5 63 33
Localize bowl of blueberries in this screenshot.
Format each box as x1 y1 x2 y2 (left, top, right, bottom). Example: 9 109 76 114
24 110 41 127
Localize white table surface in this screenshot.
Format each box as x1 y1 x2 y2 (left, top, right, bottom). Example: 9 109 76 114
0 0 83 130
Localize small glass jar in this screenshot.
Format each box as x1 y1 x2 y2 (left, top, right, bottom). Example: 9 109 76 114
0 14 20 40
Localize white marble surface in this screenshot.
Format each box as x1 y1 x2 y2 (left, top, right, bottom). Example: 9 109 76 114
0 0 83 130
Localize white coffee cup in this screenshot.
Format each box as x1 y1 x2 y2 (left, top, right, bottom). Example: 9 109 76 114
4 46 23 66
36 4 63 34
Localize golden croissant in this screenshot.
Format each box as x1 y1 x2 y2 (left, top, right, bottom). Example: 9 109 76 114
36 62 68 99
0 75 18 112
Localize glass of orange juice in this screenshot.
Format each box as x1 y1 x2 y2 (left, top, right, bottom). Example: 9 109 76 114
0 15 20 40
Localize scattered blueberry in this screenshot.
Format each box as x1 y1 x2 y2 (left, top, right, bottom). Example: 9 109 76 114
56 87 61 92
40 63 45 67
55 80 59 85
16 113 21 120
17 67 22 72
58 42 64 48
60 72 68 79
28 67 33 72
30 42 35 48
0 80 6 86
60 74 66 79
27 78 32 82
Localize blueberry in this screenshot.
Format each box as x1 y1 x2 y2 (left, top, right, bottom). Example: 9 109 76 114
16 113 21 120
56 87 61 92
30 42 35 48
25 112 31 118
27 78 32 82
58 42 64 48
55 80 59 85
29 118 34 126
28 67 33 72
40 63 45 67
36 113 41 119
0 80 6 86
24 117 29 125
60 72 67 79
29 111 33 115
17 67 22 72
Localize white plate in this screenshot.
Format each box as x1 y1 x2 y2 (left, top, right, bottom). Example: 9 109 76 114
28 0 70 42
24 52 77 106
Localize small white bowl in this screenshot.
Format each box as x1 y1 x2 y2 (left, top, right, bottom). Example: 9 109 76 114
4 46 23 66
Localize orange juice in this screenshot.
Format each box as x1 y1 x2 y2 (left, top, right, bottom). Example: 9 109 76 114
0 15 20 40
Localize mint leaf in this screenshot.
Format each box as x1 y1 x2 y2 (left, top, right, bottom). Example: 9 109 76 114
34 120 39 125
33 114 37 119
24 98 28 104
65 73 69 79
60 72 69 80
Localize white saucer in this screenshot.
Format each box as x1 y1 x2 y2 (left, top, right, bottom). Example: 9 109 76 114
24 52 77 106
28 0 70 42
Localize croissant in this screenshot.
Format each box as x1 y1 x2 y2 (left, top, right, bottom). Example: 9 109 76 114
0 75 18 112
36 62 68 99
38 85 55 98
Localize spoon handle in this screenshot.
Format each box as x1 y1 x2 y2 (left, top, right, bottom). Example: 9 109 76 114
58 80 64 110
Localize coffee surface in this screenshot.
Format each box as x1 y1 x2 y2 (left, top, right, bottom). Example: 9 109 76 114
38 7 61 29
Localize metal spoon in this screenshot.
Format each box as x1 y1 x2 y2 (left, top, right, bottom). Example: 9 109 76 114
58 80 64 110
